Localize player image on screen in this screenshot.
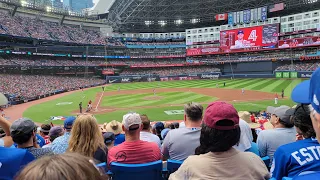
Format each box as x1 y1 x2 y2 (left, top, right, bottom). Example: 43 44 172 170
231 30 251 49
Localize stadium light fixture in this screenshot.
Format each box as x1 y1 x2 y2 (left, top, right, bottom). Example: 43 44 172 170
20 0 27 7
174 19 183 25
304 0 318 3
190 18 200 24
145 21 153 26
46 6 52 12
158 20 167 27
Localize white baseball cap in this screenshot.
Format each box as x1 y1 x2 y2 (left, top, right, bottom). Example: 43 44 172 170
122 113 142 131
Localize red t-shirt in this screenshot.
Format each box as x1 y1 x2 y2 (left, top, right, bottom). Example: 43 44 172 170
108 140 161 166
250 115 256 123
44 135 51 145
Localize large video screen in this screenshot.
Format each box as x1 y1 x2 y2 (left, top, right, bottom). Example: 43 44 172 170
220 24 279 52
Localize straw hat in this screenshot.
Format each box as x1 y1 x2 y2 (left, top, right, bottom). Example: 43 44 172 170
105 120 123 135
238 111 260 129
0 93 8 106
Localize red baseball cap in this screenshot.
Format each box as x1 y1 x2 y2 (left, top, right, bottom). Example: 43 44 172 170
203 101 239 130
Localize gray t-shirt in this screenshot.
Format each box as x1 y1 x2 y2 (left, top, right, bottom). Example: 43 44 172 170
257 127 296 166
140 131 161 148
162 127 201 161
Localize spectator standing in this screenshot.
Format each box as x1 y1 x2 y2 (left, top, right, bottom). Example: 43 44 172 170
271 104 320 179
51 116 76 154
140 114 161 148
0 115 13 147
42 126 64 149
39 124 51 145
68 114 107 163
10 118 53 158
15 153 107 180
105 120 125 146
108 113 161 165
169 102 270 180
162 102 203 161
257 106 296 166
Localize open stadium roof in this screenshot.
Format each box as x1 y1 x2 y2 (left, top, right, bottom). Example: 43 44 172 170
106 0 320 33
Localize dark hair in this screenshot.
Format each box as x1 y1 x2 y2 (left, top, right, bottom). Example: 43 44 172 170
292 105 316 138
184 102 203 122
12 131 33 144
279 118 294 128
49 135 59 142
140 114 150 130
41 124 51 135
168 123 175 129
195 120 240 155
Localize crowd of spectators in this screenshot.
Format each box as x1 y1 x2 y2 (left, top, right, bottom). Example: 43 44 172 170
275 63 320 71
121 66 220 76
2 70 320 179
126 41 185 46
0 74 105 100
0 12 105 45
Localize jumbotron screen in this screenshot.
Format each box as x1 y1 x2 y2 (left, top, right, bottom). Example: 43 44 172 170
220 24 279 52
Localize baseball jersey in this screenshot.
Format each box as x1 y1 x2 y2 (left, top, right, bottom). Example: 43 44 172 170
0 147 35 180
271 138 320 179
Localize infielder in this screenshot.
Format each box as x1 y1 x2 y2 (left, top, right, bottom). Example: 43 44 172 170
242 88 245 94
274 93 278 104
153 88 156 96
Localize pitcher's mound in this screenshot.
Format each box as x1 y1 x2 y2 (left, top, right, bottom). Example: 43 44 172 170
143 96 164 101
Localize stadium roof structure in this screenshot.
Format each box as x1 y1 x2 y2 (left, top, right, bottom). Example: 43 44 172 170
106 0 320 33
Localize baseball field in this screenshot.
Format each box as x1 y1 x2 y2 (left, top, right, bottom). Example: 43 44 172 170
21 78 305 124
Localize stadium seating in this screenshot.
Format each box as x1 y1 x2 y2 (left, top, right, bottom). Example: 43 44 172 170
110 160 163 180
167 159 183 174
245 142 260 156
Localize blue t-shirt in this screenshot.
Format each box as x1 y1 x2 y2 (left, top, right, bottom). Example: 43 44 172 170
114 134 125 146
271 138 320 179
293 172 320 180
0 147 35 180
36 134 45 147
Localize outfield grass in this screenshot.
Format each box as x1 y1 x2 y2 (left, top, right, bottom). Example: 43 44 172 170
23 78 305 124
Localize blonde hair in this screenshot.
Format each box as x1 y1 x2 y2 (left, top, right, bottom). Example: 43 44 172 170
15 153 107 180
68 114 105 157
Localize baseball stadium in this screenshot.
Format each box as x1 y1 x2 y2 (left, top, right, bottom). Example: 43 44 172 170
0 0 320 179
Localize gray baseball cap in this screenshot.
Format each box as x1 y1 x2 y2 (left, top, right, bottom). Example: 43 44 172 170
267 105 291 124
10 118 36 135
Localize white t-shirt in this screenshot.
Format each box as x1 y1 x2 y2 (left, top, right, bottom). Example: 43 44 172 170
140 131 161 148
233 120 253 151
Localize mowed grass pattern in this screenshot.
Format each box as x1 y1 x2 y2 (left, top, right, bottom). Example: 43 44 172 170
23 78 306 124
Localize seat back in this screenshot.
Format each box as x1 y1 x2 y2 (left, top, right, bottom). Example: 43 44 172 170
261 156 270 168
245 142 260 156
293 171 320 180
110 160 163 180
167 159 183 174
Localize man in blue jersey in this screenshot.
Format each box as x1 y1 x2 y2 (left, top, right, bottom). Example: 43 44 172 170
270 104 320 179
289 67 320 179
0 147 35 179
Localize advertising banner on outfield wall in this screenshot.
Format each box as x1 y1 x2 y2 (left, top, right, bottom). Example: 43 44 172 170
275 71 310 78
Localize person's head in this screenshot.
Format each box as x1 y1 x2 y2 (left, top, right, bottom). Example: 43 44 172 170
292 68 320 142
184 102 203 125
64 116 76 132
68 114 105 158
140 114 151 132
48 126 64 142
40 124 51 137
237 30 244 40
267 106 294 128
154 122 165 136
105 120 123 135
15 153 106 180
161 128 170 140
10 118 36 146
103 132 115 148
122 112 142 139
195 101 240 155
287 104 315 139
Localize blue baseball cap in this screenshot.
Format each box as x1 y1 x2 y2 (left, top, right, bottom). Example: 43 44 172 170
238 30 244 34
291 68 320 113
64 116 76 130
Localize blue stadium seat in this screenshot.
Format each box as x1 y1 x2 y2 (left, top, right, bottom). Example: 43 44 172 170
261 156 270 168
245 142 260 156
167 159 183 174
293 171 320 180
283 177 292 180
110 160 163 180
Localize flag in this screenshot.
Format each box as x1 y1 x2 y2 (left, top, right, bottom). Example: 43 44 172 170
215 13 228 21
269 3 284 12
